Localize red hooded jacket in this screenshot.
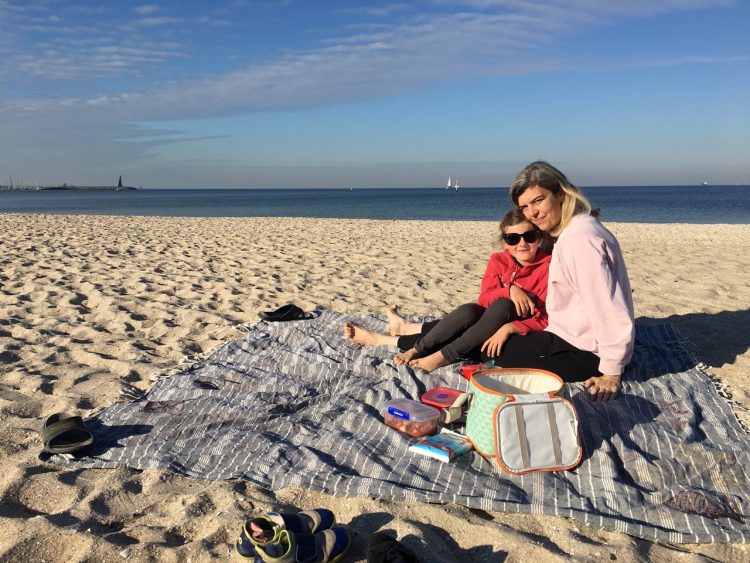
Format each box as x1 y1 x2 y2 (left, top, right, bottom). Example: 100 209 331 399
477 248 551 335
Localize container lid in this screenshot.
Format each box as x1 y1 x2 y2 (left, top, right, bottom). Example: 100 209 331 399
385 398 440 422
421 387 463 409
459 362 485 380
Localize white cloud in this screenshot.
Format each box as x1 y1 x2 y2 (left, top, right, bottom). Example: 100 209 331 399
134 4 160 15
339 3 411 17
5 8 739 123
132 16 182 27
0 0 743 185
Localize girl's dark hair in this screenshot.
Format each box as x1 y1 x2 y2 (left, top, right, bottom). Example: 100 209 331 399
499 207 553 251
499 207 534 234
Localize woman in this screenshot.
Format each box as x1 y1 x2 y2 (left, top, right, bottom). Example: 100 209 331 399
483 161 634 402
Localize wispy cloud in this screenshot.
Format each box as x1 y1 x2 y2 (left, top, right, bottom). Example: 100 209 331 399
338 3 411 17
134 4 160 15
4 2 738 122
616 53 750 69
132 16 182 27
0 0 743 185
2 0 734 99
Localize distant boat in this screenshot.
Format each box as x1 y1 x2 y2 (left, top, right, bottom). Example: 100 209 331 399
446 176 459 190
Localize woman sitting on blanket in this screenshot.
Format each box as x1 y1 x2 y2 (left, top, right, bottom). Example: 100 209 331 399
344 208 552 371
490 160 635 402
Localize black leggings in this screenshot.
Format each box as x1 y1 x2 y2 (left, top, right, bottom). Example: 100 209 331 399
396 300 519 363
486 331 602 382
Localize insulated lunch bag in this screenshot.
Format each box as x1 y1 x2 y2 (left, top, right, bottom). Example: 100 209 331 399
465 368 583 475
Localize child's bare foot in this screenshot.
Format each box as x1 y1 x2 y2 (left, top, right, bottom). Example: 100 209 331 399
343 322 398 347
410 351 451 373
382 306 421 337
394 347 421 365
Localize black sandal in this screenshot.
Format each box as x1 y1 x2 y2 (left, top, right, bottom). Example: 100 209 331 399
42 413 93 454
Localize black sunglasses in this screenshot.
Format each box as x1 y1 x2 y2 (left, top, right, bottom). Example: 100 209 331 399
502 230 541 245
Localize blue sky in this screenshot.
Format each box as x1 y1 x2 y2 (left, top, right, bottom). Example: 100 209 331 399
1 0 748 188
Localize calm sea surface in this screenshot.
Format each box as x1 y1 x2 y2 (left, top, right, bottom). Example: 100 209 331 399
1 186 749 224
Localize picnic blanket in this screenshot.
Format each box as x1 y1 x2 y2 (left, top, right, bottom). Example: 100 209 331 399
50 308 750 543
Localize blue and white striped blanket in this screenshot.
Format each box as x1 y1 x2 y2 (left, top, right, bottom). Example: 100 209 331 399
52 308 749 543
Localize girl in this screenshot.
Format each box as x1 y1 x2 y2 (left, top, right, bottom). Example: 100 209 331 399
493 161 635 402
344 208 551 373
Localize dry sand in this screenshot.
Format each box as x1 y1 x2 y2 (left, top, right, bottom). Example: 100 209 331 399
1 213 749 562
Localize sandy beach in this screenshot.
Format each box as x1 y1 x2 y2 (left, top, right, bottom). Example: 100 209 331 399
1 213 749 562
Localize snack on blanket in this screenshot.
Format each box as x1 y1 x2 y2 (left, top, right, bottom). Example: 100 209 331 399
383 399 440 438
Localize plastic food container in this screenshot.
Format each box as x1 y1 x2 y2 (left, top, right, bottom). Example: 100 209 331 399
421 387 469 424
421 387 463 409
383 399 440 438
459 362 485 380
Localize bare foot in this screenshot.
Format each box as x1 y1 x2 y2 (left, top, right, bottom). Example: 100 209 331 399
410 351 451 373
382 306 421 337
394 347 421 365
343 322 398 347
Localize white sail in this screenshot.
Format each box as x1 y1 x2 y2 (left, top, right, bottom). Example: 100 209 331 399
454 178 460 191
446 176 452 189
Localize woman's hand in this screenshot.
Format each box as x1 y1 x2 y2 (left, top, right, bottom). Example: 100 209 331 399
481 323 520 357
583 374 621 402
508 284 536 318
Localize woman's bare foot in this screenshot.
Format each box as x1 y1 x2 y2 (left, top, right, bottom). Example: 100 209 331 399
382 306 421 337
394 347 421 365
343 322 398 347
410 351 451 373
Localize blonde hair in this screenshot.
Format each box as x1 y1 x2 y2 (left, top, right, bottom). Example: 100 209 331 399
509 161 597 237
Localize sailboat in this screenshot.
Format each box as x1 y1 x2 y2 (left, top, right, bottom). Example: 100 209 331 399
446 177 460 190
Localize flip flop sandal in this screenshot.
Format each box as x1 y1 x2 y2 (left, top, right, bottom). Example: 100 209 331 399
251 527 351 563
258 304 313 322
236 508 336 558
366 531 418 563
42 413 93 454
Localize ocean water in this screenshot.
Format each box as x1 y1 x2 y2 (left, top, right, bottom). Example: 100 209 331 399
1 186 749 224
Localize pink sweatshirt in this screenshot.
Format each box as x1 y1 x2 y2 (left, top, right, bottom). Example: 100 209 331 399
545 215 635 375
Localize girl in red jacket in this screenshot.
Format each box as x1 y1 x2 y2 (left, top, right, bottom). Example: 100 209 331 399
344 208 551 373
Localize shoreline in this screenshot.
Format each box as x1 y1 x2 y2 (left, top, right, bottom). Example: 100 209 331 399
0 186 138 191
1 214 748 560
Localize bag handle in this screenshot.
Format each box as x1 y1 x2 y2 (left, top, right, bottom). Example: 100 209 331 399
513 405 531 470
511 402 564 469
546 402 563 466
